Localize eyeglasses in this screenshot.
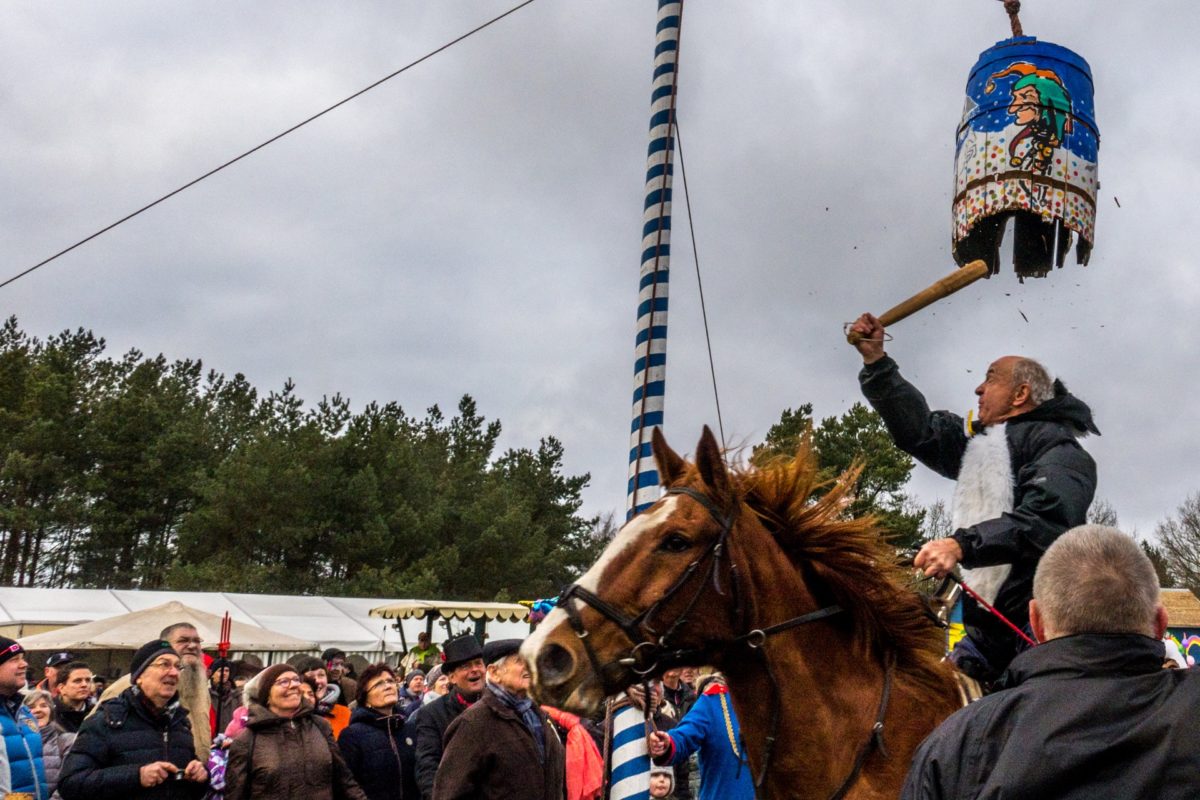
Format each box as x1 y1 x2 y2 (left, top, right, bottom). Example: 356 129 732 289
367 679 398 692
273 677 302 688
147 659 181 672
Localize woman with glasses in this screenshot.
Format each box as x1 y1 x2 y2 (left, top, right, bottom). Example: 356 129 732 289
58 639 208 800
338 664 405 800
224 664 366 800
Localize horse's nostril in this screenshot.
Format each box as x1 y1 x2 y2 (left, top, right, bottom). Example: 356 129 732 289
536 642 576 687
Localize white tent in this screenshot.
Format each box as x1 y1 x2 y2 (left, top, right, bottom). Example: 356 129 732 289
0 587 530 657
17 600 316 652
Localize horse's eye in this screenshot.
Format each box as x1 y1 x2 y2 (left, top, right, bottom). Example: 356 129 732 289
658 533 692 553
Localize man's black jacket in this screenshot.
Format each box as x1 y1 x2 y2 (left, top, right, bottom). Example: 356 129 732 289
901 634 1200 799
860 356 1097 666
58 688 204 800
414 692 472 800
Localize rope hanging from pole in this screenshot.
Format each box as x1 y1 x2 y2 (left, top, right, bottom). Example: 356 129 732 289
1001 0 1024 38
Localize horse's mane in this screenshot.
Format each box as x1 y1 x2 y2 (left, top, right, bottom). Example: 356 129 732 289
730 443 948 692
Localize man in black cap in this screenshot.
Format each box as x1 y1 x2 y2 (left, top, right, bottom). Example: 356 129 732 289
414 634 486 800
0 637 48 798
59 640 208 799
93 621 213 761
36 650 75 696
433 639 565 800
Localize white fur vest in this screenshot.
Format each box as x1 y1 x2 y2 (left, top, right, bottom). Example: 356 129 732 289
951 424 1013 605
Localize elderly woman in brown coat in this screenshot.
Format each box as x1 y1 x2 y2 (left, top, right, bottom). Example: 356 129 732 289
433 640 565 800
225 664 367 800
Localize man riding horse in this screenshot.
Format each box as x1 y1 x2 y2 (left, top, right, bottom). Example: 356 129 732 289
849 313 1099 685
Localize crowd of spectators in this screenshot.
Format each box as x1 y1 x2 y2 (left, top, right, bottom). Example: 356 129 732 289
0 524 1193 799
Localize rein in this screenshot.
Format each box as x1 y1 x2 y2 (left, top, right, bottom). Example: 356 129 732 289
557 486 895 798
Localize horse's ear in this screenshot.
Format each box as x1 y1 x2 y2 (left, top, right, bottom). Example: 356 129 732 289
652 426 687 487
695 426 731 499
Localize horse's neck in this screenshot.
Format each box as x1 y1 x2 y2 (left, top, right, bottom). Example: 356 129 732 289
717 546 954 799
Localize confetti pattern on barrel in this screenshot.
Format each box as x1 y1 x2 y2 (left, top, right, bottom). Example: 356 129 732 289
953 36 1099 270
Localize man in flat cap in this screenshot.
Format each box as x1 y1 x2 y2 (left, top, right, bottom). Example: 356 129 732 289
433 639 564 800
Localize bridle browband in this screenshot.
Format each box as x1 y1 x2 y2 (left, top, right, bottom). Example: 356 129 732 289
556 485 894 798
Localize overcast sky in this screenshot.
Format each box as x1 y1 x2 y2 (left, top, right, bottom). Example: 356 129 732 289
3 1 1197 542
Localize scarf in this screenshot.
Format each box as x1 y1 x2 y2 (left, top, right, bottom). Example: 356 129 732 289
488 682 545 761
317 683 340 715
543 706 604 800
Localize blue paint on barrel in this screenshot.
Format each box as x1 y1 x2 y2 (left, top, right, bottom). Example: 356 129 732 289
953 37 1101 275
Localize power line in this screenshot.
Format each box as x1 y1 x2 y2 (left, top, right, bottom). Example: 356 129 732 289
1 0 538 292
674 119 727 454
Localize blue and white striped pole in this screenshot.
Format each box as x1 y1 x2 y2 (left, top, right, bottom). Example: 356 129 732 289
609 703 652 800
628 0 682 519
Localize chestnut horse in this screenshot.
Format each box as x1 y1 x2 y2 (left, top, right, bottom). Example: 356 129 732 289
523 426 961 799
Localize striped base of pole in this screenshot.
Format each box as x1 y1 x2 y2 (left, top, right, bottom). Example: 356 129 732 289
609 703 652 800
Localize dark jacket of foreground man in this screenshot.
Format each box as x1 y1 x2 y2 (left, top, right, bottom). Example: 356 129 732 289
432 689 565 800
901 634 1200 800
58 688 204 800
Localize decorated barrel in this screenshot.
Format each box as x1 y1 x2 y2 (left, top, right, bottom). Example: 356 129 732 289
952 37 1099 279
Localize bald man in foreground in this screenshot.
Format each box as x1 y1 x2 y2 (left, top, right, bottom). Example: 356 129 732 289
902 525 1200 799
849 313 1099 684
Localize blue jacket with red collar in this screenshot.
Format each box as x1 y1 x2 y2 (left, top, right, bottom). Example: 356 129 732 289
654 684 754 800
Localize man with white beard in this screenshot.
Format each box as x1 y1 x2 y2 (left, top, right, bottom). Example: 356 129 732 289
93 622 213 761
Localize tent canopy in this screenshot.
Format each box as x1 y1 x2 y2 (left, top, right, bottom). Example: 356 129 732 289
17 600 317 652
369 599 529 623
0 587 531 654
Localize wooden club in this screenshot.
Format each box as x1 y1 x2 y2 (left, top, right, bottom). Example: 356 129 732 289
846 260 990 344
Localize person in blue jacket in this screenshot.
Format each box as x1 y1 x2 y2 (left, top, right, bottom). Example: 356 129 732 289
0 636 49 799
647 675 754 800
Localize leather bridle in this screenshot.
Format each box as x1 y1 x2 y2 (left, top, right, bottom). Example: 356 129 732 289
555 485 894 798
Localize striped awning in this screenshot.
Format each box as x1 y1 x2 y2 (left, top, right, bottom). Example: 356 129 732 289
368 599 529 623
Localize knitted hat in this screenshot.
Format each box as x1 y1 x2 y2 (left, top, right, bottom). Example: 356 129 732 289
404 669 426 685
254 663 298 707
208 657 233 675
0 637 24 667
130 640 175 681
